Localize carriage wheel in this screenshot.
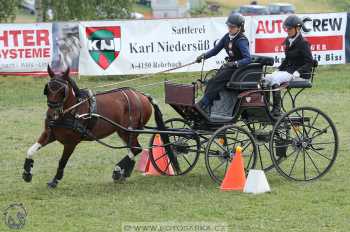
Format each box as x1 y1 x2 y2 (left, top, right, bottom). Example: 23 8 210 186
243 121 284 172
205 125 258 184
148 118 200 176
270 106 338 181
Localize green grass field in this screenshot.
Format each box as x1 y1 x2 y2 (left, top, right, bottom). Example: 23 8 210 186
0 65 350 231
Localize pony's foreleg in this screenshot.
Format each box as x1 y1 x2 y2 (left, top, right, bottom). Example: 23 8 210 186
112 135 142 182
47 143 77 188
23 129 56 182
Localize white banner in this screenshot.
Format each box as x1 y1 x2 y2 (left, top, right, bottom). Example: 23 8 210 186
79 17 253 75
0 13 348 76
0 23 52 74
251 12 347 66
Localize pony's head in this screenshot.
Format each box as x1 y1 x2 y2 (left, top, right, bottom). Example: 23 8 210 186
44 65 74 120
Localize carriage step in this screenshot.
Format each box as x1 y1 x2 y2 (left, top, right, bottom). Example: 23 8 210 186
209 114 234 122
282 116 310 124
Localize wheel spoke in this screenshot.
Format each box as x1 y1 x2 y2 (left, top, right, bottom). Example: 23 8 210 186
263 143 270 151
307 112 320 136
154 153 167 162
165 159 172 173
224 161 229 176
213 139 230 153
241 142 251 153
288 149 301 177
258 145 264 169
245 151 253 170
305 150 321 175
310 141 335 146
182 155 192 167
285 148 297 158
212 159 227 172
303 149 306 180
226 138 250 145
309 147 332 161
310 125 331 140
301 109 308 138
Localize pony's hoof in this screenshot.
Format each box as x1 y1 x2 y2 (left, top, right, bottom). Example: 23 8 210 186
112 170 126 182
47 180 58 188
22 172 32 182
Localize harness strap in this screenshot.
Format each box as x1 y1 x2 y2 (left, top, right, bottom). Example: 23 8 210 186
120 90 132 129
129 90 144 128
120 90 134 149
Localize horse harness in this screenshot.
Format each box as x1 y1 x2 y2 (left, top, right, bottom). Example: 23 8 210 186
47 88 98 138
47 86 144 149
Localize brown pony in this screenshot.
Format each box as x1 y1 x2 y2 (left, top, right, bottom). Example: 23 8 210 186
22 66 155 188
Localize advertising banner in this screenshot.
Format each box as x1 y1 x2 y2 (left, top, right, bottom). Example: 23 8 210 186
251 13 347 66
0 13 349 76
0 23 52 75
79 17 253 75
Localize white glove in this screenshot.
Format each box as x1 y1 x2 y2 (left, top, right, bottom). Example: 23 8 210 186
293 71 300 78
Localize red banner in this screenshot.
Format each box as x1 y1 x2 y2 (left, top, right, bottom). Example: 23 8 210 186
255 35 344 53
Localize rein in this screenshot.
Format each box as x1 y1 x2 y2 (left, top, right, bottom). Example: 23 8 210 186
90 61 197 90
63 97 90 114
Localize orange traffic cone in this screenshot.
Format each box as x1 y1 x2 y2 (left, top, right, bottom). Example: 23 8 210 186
145 134 174 176
220 146 246 191
136 149 150 173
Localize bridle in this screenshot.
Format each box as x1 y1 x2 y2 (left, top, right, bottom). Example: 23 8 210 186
43 78 70 118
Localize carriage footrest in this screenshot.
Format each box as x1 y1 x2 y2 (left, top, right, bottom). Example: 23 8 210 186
209 114 234 122
226 81 259 90
282 116 311 125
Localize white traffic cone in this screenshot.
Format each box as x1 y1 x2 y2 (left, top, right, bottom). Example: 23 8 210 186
243 170 271 194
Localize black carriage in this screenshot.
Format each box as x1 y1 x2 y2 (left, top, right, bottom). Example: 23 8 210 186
148 56 338 184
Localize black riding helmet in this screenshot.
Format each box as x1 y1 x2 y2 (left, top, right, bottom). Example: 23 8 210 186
226 12 245 27
283 15 303 28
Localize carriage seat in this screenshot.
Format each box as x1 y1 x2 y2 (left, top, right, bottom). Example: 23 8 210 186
251 55 274 66
288 78 312 88
209 114 234 122
226 63 264 90
286 59 318 89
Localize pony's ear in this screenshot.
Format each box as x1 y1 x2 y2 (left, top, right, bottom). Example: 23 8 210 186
62 67 70 80
47 65 55 78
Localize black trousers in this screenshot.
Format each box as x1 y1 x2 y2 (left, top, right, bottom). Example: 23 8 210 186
205 67 236 104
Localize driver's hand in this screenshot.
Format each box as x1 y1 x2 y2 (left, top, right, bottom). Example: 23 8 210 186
292 71 300 78
195 79 203 92
224 61 238 69
196 53 205 63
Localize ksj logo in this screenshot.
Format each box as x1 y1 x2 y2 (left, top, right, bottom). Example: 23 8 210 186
86 26 121 70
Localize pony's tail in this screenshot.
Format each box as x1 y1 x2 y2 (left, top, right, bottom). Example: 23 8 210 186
147 96 180 173
147 96 165 131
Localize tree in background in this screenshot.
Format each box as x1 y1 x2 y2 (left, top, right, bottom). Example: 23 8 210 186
35 0 134 22
0 0 19 22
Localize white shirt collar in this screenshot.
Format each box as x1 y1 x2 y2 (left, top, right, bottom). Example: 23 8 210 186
229 33 238 40
288 32 300 46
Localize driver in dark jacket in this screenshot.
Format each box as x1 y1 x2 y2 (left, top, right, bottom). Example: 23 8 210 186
263 15 313 116
195 12 251 112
